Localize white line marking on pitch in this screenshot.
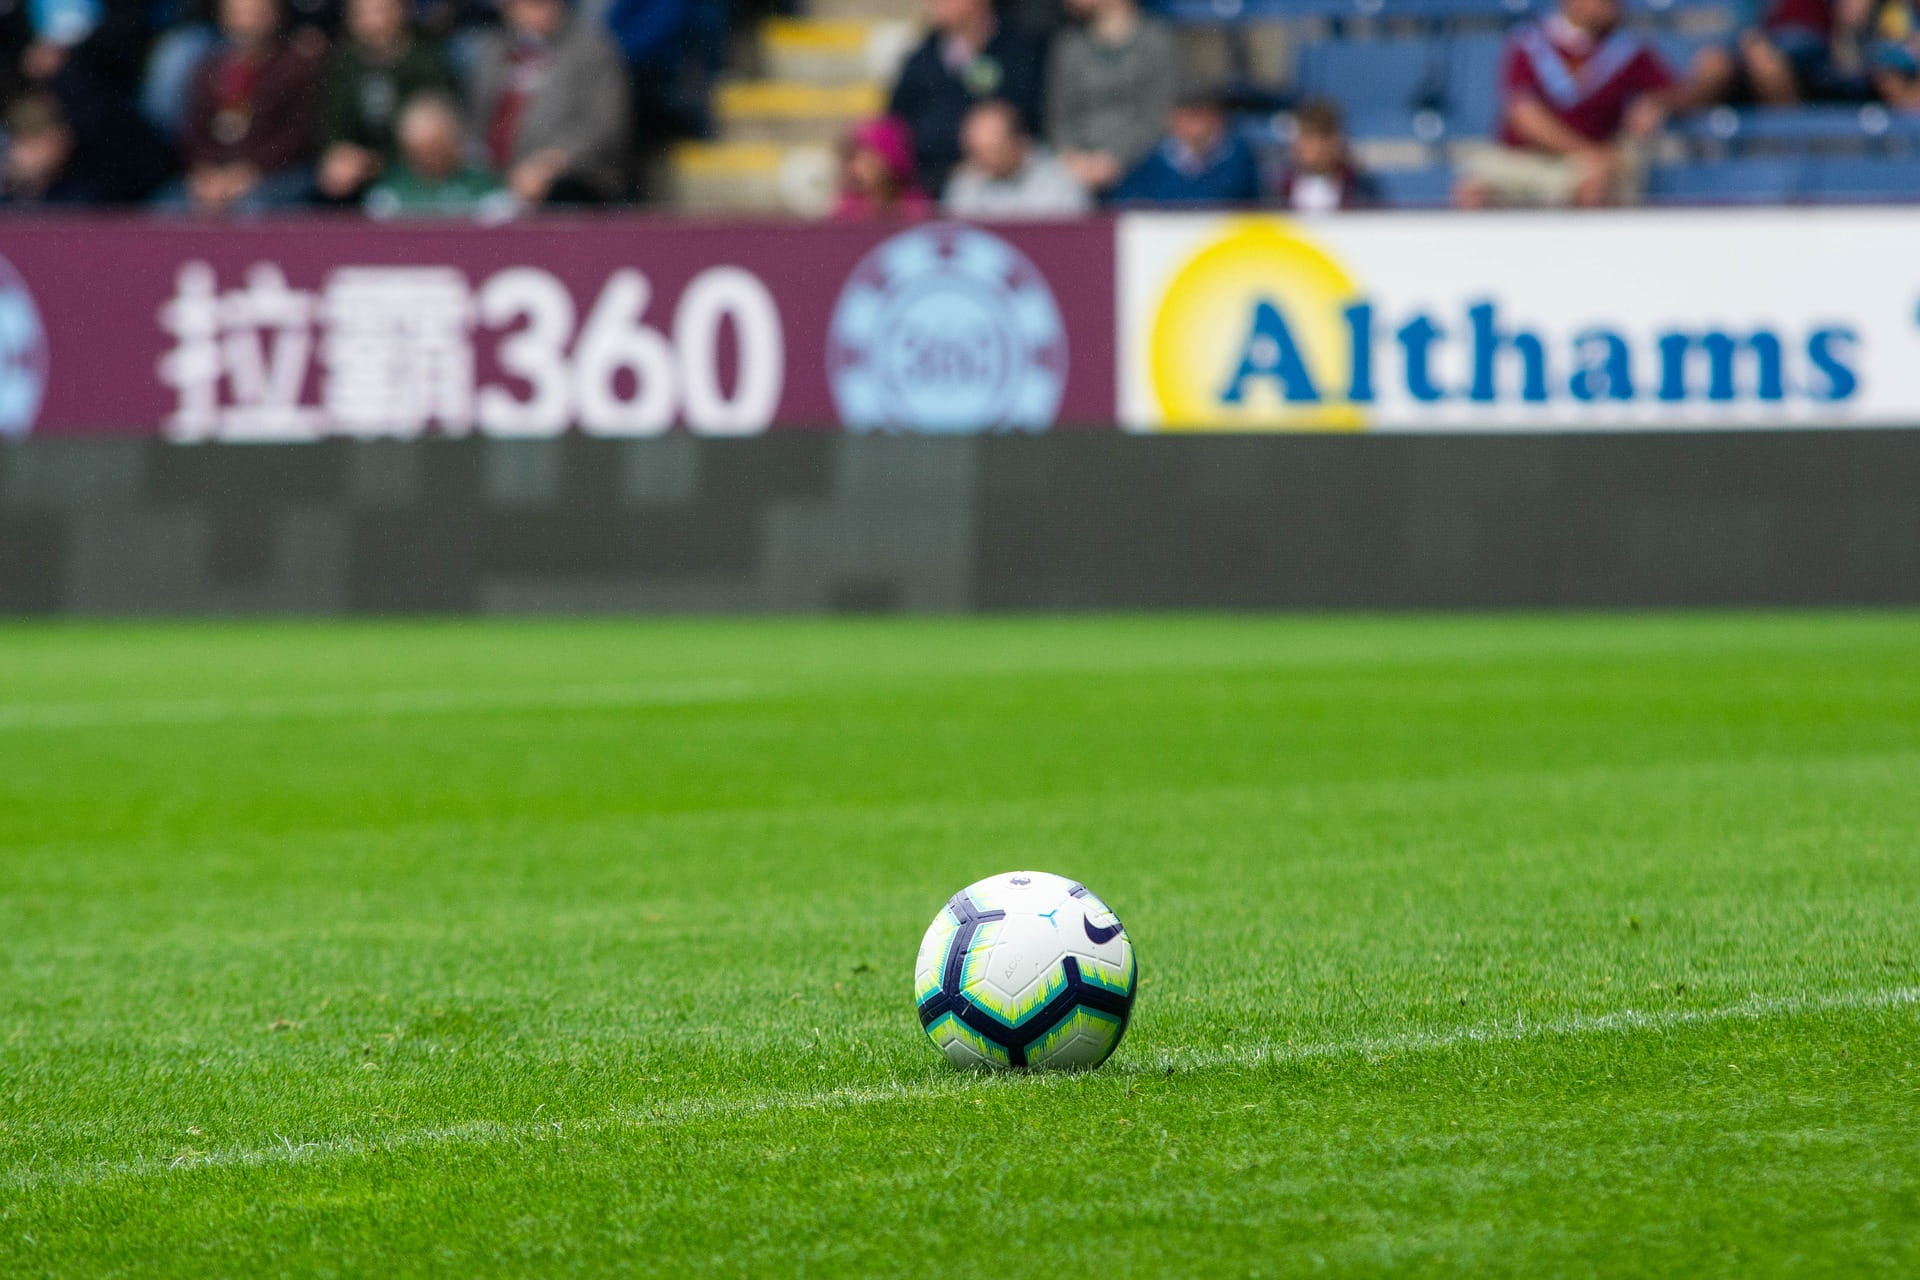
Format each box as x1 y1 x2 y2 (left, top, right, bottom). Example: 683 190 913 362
8 985 1914 1194
0 680 762 731
1145 985 1920 1072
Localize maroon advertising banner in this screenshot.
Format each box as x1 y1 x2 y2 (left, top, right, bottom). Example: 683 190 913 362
0 217 1115 440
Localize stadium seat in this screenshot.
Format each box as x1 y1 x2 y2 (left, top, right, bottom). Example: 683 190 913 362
1805 157 1920 202
1673 104 1920 149
1645 158 1806 204
1650 30 1720 78
1293 37 1443 137
1444 33 1507 139
1371 165 1456 207
1154 0 1353 21
1352 0 1537 18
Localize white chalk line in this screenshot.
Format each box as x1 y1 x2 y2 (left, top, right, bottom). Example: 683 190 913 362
6 985 1913 1195
0 679 763 731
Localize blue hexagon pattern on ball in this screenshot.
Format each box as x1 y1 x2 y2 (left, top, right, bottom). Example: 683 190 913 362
915 871 1137 1070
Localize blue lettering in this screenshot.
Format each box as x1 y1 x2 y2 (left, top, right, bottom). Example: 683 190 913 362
1467 301 1548 403
1806 327 1858 401
1396 315 1447 403
1344 303 1374 404
1658 331 1785 402
1220 299 1319 404
1568 329 1634 402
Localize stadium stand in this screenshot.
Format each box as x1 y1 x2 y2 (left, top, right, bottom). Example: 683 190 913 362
0 0 1914 213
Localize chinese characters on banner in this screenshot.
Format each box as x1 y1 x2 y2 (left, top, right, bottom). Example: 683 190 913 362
154 261 785 441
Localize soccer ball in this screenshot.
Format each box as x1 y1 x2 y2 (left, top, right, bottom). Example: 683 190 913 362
914 871 1137 1070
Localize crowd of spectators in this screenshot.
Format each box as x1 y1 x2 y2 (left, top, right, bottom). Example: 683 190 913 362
859 0 1920 216
1 0 1917 213
865 0 1368 216
0 0 720 209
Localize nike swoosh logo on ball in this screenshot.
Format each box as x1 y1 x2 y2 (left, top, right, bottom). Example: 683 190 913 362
1083 917 1122 945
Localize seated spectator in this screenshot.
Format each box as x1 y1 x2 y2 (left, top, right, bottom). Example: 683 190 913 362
469 0 630 204
1689 0 1846 106
1271 99 1379 212
1843 0 1920 107
363 91 512 218
943 98 1090 219
888 0 1047 194
14 0 150 100
832 115 933 220
1046 0 1176 196
171 0 323 214
0 92 96 204
1108 88 1261 205
316 0 457 202
1454 0 1675 208
19 35 177 202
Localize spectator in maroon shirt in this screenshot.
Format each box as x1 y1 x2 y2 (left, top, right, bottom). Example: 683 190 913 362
1455 0 1676 208
1689 0 1847 106
173 0 322 213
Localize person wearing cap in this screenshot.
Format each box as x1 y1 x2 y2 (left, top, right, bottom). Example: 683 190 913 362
1108 87 1261 205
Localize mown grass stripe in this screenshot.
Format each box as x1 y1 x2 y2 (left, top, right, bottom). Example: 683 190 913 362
11 986 1911 1195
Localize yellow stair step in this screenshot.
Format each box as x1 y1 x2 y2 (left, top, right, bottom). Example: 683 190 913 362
762 17 875 52
673 141 786 177
716 81 884 121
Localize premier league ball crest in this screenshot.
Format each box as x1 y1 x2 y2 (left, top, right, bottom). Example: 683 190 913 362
826 223 1068 434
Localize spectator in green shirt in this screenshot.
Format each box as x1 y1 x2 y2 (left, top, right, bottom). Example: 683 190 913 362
317 0 458 202
364 91 513 219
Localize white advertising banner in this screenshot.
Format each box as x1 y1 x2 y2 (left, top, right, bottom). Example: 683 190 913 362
1117 209 1920 432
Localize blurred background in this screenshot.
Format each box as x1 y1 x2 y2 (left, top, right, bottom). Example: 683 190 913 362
0 0 1916 614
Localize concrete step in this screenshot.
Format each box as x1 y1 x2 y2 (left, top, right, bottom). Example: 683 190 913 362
714 80 885 145
670 140 837 217
762 17 917 83
806 0 918 22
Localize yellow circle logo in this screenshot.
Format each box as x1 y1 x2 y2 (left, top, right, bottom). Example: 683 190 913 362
1148 221 1369 432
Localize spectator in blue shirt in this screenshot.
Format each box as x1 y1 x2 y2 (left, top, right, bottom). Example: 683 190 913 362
1110 88 1260 205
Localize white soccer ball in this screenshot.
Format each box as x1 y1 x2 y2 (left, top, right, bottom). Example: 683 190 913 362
914 870 1137 1070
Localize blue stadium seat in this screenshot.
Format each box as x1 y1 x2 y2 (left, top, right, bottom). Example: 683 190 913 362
1645 158 1806 204
1154 0 1351 21
1352 0 1536 18
1371 166 1456 207
1805 157 1920 201
1650 30 1720 77
1629 0 1733 16
1295 37 1442 110
1673 104 1920 148
1444 33 1507 139
1294 37 1442 137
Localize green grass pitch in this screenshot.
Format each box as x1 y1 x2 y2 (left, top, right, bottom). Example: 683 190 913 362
3 613 1917 1276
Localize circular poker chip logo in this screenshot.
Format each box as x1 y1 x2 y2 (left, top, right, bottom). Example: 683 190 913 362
826 223 1068 434
0 256 48 438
